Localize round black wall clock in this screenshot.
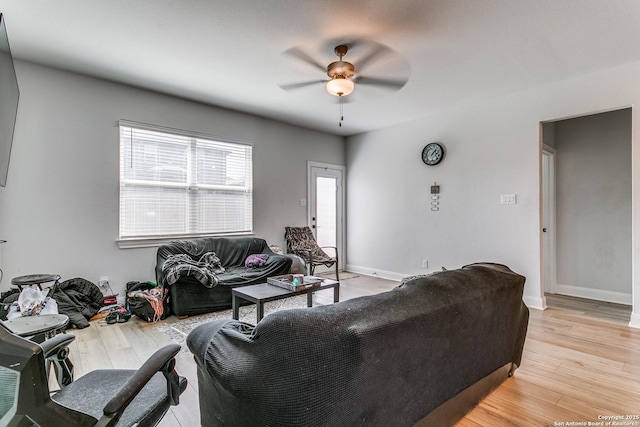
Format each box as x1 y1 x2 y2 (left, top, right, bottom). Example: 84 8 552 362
422 142 445 166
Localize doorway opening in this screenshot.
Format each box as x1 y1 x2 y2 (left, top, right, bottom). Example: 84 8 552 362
541 108 632 311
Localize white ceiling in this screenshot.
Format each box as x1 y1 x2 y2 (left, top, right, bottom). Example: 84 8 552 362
1 1 640 136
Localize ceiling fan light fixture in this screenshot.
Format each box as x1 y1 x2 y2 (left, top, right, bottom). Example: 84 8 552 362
326 76 355 97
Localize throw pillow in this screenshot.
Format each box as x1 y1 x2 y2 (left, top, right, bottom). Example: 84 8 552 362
245 253 269 269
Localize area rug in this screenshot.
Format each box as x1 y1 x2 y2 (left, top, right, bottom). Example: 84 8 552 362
157 294 310 352
158 272 360 351
317 271 360 280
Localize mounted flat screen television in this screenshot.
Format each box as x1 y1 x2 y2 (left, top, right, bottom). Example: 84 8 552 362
0 13 19 187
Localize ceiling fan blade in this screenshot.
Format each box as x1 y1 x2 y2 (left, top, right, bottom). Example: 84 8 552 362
355 76 408 90
279 80 324 91
283 47 326 72
355 45 393 73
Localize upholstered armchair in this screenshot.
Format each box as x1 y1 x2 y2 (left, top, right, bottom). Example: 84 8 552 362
284 226 339 280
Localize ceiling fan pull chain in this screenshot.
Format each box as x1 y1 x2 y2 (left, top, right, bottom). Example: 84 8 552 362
339 96 344 127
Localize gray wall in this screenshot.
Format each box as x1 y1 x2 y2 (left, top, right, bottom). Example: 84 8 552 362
0 61 344 295
554 109 632 301
4 58 640 327
345 59 640 326
542 122 556 149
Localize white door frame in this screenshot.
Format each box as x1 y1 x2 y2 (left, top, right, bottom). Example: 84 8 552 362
542 145 557 295
307 161 345 272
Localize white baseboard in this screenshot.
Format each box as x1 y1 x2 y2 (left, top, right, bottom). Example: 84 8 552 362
629 312 640 329
554 283 632 305
345 264 407 282
523 294 547 311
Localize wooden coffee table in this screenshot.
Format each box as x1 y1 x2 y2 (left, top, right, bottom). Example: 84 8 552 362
232 278 339 324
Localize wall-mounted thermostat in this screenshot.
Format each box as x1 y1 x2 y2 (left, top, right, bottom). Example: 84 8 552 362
431 182 440 211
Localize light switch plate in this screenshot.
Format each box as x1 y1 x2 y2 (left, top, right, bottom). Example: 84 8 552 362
500 194 517 205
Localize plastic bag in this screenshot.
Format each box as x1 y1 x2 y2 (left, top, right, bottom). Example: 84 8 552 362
8 296 58 320
18 286 49 316
40 297 58 315
6 304 19 320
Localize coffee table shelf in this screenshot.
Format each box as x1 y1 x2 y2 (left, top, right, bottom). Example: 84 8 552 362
232 278 339 324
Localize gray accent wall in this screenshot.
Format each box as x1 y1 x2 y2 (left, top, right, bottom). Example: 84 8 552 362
554 109 631 302
0 61 344 296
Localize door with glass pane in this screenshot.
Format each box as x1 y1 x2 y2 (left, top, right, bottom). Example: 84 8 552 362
309 162 344 273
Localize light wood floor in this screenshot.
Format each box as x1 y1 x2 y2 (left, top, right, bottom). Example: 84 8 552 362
65 274 640 427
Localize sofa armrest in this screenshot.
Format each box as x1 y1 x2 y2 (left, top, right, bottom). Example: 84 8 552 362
187 320 254 362
282 253 306 274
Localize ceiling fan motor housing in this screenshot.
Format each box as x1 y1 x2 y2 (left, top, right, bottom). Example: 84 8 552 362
326 45 355 97
327 60 355 78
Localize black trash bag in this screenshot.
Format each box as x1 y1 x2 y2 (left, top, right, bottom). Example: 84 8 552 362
125 281 170 322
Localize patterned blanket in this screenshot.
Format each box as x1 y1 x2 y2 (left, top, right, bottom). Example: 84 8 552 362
161 252 225 288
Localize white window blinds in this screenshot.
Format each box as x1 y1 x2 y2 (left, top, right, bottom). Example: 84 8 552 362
119 122 253 239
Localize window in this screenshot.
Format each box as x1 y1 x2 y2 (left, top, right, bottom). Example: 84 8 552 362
119 121 253 240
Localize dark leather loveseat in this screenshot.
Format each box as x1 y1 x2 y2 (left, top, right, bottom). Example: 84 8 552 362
187 263 529 427
156 237 296 316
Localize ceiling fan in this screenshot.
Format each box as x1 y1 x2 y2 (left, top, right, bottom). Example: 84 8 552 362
280 41 410 126
281 42 409 97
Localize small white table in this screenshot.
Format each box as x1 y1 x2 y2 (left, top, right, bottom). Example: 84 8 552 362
11 273 61 290
3 314 75 388
4 313 69 343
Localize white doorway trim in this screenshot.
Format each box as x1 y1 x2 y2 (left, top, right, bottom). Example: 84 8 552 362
542 145 557 296
307 161 346 272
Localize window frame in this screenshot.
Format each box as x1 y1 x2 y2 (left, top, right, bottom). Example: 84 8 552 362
117 120 253 247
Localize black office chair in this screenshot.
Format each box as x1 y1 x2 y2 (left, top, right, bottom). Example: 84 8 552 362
0 318 76 389
284 226 340 281
40 332 76 389
0 322 187 427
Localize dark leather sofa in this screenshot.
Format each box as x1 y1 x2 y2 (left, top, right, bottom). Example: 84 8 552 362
187 263 529 427
156 237 296 316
